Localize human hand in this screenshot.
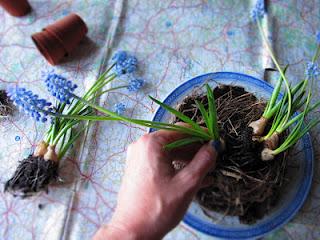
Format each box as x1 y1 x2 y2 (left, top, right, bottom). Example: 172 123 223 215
93 126 218 240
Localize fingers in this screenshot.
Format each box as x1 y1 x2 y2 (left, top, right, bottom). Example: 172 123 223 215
174 141 217 193
172 162 214 188
168 141 202 161
149 122 191 145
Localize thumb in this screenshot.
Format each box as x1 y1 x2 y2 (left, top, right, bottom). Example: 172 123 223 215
174 141 218 190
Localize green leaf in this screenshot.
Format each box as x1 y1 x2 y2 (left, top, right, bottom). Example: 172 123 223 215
58 127 85 160
205 84 219 139
297 119 320 139
149 96 204 132
264 65 288 118
195 100 211 134
164 137 204 150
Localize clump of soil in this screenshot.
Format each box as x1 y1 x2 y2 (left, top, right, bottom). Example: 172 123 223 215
173 84 287 224
0 90 12 117
4 155 58 198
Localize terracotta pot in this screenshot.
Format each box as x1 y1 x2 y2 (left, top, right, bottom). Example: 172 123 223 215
45 13 88 54
31 31 66 66
31 13 88 65
0 0 31 17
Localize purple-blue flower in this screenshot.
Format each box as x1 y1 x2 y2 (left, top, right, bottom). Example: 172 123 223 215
44 72 77 104
112 51 127 63
114 103 126 115
112 51 138 76
7 87 53 122
251 0 265 21
128 78 144 92
316 32 320 44
305 61 319 78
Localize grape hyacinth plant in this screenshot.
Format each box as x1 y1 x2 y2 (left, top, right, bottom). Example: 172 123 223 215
4 51 141 198
249 0 320 160
5 49 222 198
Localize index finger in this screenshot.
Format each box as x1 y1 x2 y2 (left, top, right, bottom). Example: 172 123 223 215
150 122 191 145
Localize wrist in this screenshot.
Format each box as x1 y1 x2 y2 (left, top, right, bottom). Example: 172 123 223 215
93 223 140 240
105 216 163 240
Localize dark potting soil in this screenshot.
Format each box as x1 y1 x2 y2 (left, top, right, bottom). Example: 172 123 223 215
172 84 287 224
4 155 59 198
0 90 12 117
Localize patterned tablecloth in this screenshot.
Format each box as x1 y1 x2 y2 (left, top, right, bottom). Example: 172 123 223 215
0 1 319 239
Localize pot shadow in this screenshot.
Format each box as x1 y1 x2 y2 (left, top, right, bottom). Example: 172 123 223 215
59 36 99 65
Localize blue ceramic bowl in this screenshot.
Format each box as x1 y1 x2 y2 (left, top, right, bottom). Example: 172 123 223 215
150 72 313 239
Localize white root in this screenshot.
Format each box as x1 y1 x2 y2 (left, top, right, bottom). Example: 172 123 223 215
249 117 268 136
33 141 48 157
44 145 58 162
263 132 279 150
261 148 275 161
219 138 226 152
172 160 187 171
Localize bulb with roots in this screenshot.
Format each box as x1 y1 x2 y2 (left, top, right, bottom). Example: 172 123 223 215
263 132 279 150
261 148 275 161
4 141 59 198
249 117 268 136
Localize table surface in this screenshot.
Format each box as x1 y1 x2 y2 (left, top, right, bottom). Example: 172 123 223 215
0 1 319 239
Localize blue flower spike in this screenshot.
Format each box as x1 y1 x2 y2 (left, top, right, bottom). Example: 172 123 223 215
114 103 126 115
7 87 53 122
112 51 138 76
305 61 319 78
316 32 320 44
128 78 145 92
112 51 127 63
44 71 77 104
251 0 265 22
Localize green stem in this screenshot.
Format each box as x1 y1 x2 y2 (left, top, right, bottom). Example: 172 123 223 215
257 20 292 125
71 94 212 139
57 127 85 160
52 120 79 146
312 45 320 63
90 85 128 100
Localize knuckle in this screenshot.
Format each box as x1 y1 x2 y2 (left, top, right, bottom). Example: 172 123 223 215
187 171 202 186
200 148 213 161
177 170 201 189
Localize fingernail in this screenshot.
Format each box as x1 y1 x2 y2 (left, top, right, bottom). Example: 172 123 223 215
210 140 223 153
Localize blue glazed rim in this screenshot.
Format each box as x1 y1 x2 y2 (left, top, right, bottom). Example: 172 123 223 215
149 72 314 239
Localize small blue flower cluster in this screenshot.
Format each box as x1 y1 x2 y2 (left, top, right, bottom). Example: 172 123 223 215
305 61 319 78
7 87 53 122
127 78 145 92
44 72 77 104
114 103 126 115
112 51 145 114
112 51 145 93
113 51 138 76
251 0 265 22
317 32 320 44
